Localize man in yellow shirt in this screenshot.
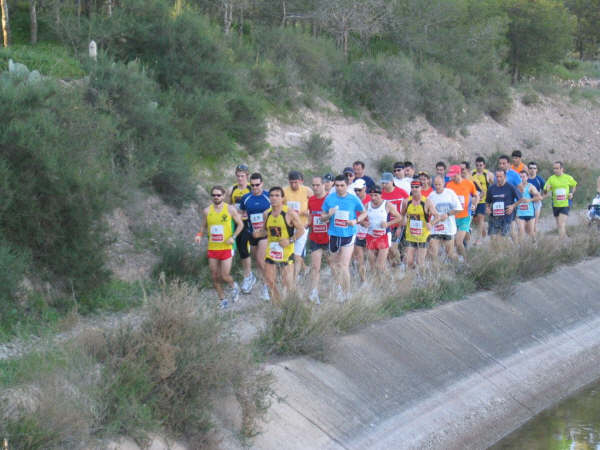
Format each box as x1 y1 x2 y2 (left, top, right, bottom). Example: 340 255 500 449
283 171 313 279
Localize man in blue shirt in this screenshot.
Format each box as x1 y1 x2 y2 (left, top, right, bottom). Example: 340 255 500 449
498 155 521 187
239 173 271 299
527 161 545 234
321 175 367 300
486 169 522 240
353 160 376 193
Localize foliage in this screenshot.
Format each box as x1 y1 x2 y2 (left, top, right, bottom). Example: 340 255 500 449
302 133 333 163
152 239 210 285
565 0 600 59
0 44 84 78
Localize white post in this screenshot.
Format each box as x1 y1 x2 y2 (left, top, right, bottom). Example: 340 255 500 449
89 40 97 60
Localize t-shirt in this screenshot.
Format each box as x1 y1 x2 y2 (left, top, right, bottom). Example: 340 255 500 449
446 179 478 219
506 169 521 187
239 191 271 232
528 175 545 193
382 186 408 229
511 162 526 173
544 174 577 208
393 177 411 193
283 185 310 227
485 183 520 217
356 175 376 193
308 195 329 244
322 192 365 237
422 187 433 197
428 188 462 235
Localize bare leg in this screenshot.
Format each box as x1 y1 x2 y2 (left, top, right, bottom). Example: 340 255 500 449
445 238 458 262
354 246 366 282
336 245 355 293
310 249 323 292
252 239 268 281
264 263 279 304
282 263 295 298
241 256 251 278
557 213 568 238
517 219 526 244
455 230 467 261
293 254 305 279
429 238 440 266
209 258 225 300
375 248 389 272
405 246 416 270
220 257 234 287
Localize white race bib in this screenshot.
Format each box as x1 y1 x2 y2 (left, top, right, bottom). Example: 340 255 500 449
492 201 505 216
287 201 301 212
519 203 529 211
210 225 224 242
410 220 423 236
556 188 567 201
250 213 264 230
312 214 327 233
334 210 350 228
371 227 386 237
434 222 447 233
268 242 284 261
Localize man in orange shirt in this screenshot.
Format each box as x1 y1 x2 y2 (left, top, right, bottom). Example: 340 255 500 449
446 165 479 261
511 150 526 173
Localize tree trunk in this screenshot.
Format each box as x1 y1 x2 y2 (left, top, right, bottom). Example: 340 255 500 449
239 3 243 36
30 0 38 44
281 0 286 27
343 29 348 59
1 0 10 47
107 0 112 17
224 1 232 35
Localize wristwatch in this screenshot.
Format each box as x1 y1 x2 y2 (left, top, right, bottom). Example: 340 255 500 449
290 237 295 243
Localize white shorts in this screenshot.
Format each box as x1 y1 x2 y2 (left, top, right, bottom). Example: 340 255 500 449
533 201 542 212
293 229 308 257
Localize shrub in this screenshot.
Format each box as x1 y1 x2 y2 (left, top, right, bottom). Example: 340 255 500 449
152 239 209 285
302 133 333 164
521 91 540 106
376 155 398 175
0 44 84 79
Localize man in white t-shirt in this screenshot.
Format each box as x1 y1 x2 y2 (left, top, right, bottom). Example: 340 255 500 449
427 175 462 264
393 161 411 193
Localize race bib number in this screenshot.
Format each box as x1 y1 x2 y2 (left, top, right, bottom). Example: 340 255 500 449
519 203 529 211
250 213 264 230
268 242 284 261
556 188 567 201
287 201 301 212
492 201 505 216
371 228 386 237
210 225 224 242
334 210 350 228
434 223 447 233
312 214 327 233
357 231 367 240
410 220 423 236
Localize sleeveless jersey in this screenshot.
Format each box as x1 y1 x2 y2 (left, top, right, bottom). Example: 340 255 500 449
366 200 388 238
405 198 430 243
283 185 310 227
265 206 295 263
231 184 250 211
472 170 489 205
207 203 234 251
517 183 535 217
356 194 371 239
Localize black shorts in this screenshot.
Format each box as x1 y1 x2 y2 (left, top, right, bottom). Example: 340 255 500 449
249 234 267 247
488 215 512 236
517 216 534 221
236 231 251 259
553 206 570 217
355 238 366 248
309 240 329 252
475 203 487 216
431 234 452 241
265 255 294 266
405 241 429 249
329 235 354 253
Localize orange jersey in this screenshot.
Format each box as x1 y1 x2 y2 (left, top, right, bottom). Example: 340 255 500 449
446 179 478 219
511 162 525 174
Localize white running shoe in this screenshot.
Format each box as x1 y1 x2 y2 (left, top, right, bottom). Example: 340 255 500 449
336 284 346 303
241 272 256 294
219 299 229 310
309 288 321 305
230 282 240 303
261 284 271 302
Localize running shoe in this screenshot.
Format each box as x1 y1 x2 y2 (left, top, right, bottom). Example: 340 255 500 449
309 288 321 305
230 282 240 303
336 284 346 303
219 299 229 310
241 272 256 294
261 284 271 302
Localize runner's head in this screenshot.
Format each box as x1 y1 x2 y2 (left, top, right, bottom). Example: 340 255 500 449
370 184 383 204
527 161 538 177
498 155 510 171
511 150 522 167
475 156 486 173
404 161 415 178
211 185 226 205
288 170 303 191
410 179 422 198
334 174 348 196
393 161 405 178
519 169 528 184
343 167 355 183
235 164 249 185
323 173 334 193
433 175 445 193
495 168 507 186
460 161 470 178
268 186 284 207
249 173 263 195
435 161 446 177
352 178 367 199
448 165 462 183
418 171 431 188
381 172 394 192
311 176 325 197
353 160 366 178
553 161 564 175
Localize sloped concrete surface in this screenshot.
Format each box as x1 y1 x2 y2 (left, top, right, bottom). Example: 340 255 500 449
251 259 600 449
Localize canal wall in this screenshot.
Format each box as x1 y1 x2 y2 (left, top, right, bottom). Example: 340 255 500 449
248 258 600 449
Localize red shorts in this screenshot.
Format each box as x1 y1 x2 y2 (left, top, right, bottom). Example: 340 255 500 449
366 234 389 250
207 249 233 260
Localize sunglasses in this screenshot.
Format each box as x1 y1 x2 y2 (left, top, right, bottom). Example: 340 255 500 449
250 182 262 187
212 193 223 197
394 168 404 172
354 188 364 191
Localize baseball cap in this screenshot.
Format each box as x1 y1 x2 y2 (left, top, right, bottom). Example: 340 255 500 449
447 165 461 177
381 172 394 184
351 179 366 190
323 173 334 182
343 167 354 175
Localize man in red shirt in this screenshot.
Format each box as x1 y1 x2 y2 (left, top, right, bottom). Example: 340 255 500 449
381 172 408 264
308 176 330 304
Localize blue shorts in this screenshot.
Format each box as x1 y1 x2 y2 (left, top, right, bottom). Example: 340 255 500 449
488 216 512 236
553 207 570 217
309 240 329 252
329 235 355 253
455 216 472 232
517 216 534 221
475 203 487 215
355 238 366 248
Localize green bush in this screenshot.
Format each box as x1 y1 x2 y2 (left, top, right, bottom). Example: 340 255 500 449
0 44 84 79
521 91 540 105
152 239 209 285
0 237 30 325
302 133 333 163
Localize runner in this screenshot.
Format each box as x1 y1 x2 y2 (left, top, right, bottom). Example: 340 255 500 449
498 155 521 187
485 168 521 241
527 161 545 234
586 192 600 229
435 161 450 184
401 180 435 269
419 172 433 197
351 179 371 282
308 176 330 304
363 185 401 276
516 170 542 242
353 160 376 192
428 175 461 264
459 161 481 250
227 164 252 284
196 186 244 309
321 175 367 301
239 173 271 300
471 157 494 245
393 162 411 193
401 161 416 186
255 187 304 304
343 167 356 186
283 171 313 279
543 161 577 239
323 173 334 194
510 150 526 173
381 172 409 265
446 165 479 261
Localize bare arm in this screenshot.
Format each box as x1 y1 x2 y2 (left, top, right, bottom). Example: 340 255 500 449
228 205 244 241
195 207 209 243
386 203 402 228
529 185 542 203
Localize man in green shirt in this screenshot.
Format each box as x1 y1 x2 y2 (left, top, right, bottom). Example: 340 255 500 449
543 161 577 239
